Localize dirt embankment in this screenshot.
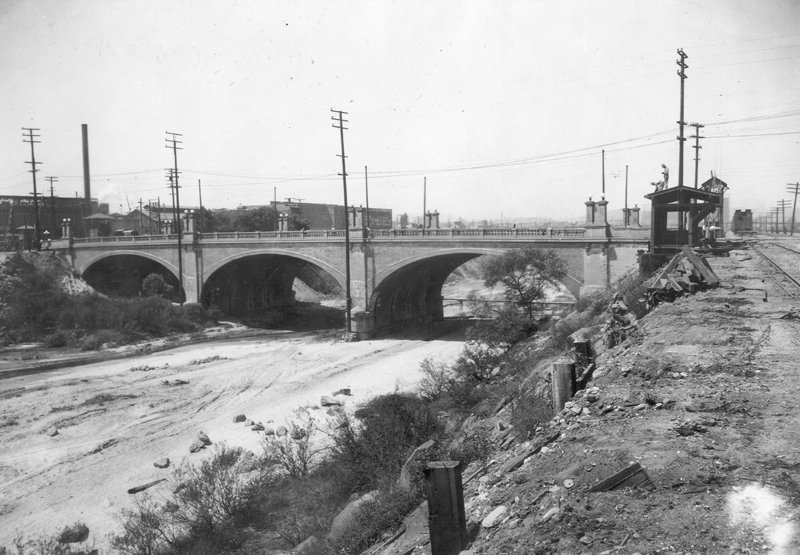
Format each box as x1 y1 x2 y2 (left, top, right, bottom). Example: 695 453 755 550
380 245 800 554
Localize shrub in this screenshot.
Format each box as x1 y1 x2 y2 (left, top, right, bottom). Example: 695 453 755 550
510 385 553 438
112 445 271 555
328 487 421 554
263 409 323 477
79 329 124 351
330 394 442 491
417 357 454 402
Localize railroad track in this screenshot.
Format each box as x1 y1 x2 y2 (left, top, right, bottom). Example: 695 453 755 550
751 241 800 296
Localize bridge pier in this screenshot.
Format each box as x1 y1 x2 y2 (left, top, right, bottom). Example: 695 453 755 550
182 232 201 304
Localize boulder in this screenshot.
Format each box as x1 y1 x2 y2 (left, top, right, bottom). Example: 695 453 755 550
320 395 343 407
189 439 206 453
251 422 265 432
275 425 288 437
290 427 307 440
153 457 170 469
57 522 89 543
328 490 379 540
293 535 320 554
482 505 507 528
233 414 246 423
197 431 211 445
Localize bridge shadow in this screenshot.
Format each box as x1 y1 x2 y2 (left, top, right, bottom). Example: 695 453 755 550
235 302 345 332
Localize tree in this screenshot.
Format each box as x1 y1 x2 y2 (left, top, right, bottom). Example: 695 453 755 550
141 273 174 298
480 247 567 321
235 207 278 232
286 214 310 231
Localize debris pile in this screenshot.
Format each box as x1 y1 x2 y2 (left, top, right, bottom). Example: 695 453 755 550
645 246 720 309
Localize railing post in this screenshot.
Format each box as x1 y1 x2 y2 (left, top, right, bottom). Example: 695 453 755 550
424 461 468 555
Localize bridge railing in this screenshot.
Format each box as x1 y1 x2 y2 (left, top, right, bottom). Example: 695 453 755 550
369 227 586 240
67 227 587 245
198 230 346 241
72 234 179 244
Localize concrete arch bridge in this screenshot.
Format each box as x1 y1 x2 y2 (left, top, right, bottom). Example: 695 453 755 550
59 226 648 337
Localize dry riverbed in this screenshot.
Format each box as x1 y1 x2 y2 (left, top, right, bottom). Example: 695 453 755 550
0 330 467 547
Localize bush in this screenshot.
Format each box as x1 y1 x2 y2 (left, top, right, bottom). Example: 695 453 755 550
417 357 454 402
328 487 421 554
79 329 124 351
112 445 271 555
57 522 90 544
510 385 553 438
263 409 323 477
330 394 442 492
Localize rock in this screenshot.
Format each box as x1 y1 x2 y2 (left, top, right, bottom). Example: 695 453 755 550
276 425 288 437
57 522 90 543
245 419 254 426
293 535 320 554
153 457 170 469
563 479 574 489
290 427 306 440
320 395 343 407
397 439 436 491
189 439 206 453
197 431 211 445
579 535 592 545
263 426 275 436
541 506 560 522
333 387 352 396
251 422 265 432
328 491 379 540
482 505 507 528
233 414 246 423
47 427 59 437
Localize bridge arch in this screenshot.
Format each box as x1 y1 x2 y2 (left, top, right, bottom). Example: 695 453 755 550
368 247 581 333
80 251 181 299
200 249 344 317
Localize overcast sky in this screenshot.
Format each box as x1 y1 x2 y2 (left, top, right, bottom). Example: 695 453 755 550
1 0 799 223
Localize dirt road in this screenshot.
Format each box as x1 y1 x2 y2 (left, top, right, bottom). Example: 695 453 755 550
0 331 466 545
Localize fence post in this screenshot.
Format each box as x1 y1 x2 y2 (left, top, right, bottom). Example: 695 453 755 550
551 362 576 413
424 461 468 555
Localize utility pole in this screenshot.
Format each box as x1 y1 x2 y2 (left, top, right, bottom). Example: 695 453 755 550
364 165 370 232
786 182 800 235
45 176 58 236
778 199 791 234
423 176 427 233
137 198 143 234
689 123 704 188
601 149 605 196
331 109 352 336
165 131 184 302
22 128 42 249
197 179 204 233
676 48 688 189
624 165 629 227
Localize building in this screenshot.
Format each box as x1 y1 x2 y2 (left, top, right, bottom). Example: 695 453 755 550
270 201 393 230
0 195 101 247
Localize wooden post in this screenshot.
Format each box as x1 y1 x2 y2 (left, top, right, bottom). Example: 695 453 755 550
551 363 576 413
424 461 468 555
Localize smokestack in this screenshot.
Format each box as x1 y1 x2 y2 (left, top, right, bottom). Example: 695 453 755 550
81 124 91 199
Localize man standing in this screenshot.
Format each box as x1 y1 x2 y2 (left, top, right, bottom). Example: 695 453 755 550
661 164 670 188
